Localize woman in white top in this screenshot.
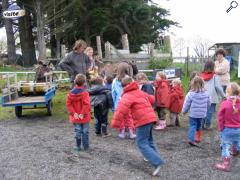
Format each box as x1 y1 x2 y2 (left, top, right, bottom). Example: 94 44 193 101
214 48 230 92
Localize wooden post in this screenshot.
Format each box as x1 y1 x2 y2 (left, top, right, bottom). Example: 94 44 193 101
149 43 155 57
105 41 111 60
122 34 129 50
96 36 103 59
61 45 66 58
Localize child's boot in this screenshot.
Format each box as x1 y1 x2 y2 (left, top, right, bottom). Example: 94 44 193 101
195 130 202 143
215 157 231 172
128 128 136 139
154 120 166 130
74 138 81 152
102 125 111 137
175 117 180 127
118 128 126 139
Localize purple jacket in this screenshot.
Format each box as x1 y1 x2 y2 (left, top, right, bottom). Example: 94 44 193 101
182 91 210 118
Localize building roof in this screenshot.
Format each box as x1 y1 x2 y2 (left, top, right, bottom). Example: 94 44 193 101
209 42 240 50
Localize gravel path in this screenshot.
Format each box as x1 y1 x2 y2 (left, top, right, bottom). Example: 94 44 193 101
0 115 239 180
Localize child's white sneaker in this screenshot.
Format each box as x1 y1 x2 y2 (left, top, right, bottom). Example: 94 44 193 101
129 129 136 139
152 165 161 176
118 129 125 139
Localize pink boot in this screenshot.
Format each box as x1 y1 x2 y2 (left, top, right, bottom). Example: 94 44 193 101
118 128 126 139
215 157 231 172
128 128 136 139
154 120 166 130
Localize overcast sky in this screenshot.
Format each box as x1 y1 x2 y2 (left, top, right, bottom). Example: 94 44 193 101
155 0 240 55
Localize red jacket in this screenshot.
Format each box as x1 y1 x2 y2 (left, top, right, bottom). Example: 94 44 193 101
169 85 185 113
218 97 240 131
111 82 157 128
154 79 170 108
66 86 91 124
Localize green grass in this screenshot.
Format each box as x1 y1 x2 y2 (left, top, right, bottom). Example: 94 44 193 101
0 90 69 120
0 66 21 72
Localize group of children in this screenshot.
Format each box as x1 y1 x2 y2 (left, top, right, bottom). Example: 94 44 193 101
65 66 240 175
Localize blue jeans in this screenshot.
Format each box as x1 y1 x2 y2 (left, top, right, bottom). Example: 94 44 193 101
74 123 90 150
221 128 240 158
202 103 216 128
136 123 164 167
188 117 202 142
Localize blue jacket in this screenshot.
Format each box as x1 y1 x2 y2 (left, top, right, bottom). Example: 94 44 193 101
112 79 123 111
140 83 155 95
182 91 210 118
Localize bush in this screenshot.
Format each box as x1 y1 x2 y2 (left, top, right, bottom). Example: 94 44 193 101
148 57 173 70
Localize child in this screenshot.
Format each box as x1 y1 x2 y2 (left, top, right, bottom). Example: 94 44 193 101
34 60 52 82
88 76 113 137
182 76 210 146
111 77 164 176
104 75 113 90
168 79 184 127
112 62 136 139
215 82 240 172
136 72 154 95
200 60 226 129
154 71 170 130
66 74 91 152
188 71 199 91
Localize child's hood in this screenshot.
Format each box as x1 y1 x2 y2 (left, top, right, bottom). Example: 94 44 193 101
154 79 168 87
68 86 88 101
88 85 110 95
172 85 184 98
123 81 139 93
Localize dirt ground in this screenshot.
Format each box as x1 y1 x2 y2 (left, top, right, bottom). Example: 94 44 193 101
0 114 239 180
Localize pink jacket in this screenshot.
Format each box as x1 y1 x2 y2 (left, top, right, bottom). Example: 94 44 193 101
217 97 240 131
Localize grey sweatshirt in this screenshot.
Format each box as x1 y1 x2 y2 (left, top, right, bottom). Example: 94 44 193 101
59 51 91 81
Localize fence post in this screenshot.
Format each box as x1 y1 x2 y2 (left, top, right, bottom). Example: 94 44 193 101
122 34 129 50
96 36 103 59
105 41 111 60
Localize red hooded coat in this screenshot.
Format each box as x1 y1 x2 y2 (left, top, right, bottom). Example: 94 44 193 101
66 86 91 124
154 80 170 108
111 82 157 128
169 85 185 113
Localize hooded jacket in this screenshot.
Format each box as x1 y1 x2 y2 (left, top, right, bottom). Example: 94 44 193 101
111 82 157 128
182 90 211 118
154 79 170 108
200 72 225 104
88 85 113 110
112 78 123 111
66 86 91 124
218 97 240 131
169 85 185 113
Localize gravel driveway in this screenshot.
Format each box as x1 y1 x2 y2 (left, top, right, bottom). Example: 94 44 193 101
0 115 239 180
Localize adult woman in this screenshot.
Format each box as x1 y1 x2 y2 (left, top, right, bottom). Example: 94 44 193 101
214 49 230 92
201 60 226 129
84 47 104 80
59 39 91 85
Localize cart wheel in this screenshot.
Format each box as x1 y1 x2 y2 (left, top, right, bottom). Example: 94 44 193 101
47 100 52 116
15 106 22 118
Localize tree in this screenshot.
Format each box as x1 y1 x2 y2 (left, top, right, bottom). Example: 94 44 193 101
193 36 210 58
35 1 46 60
2 0 17 64
174 38 187 57
18 6 37 66
60 0 177 52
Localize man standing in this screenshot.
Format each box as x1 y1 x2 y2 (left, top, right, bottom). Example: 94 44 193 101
59 39 91 86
